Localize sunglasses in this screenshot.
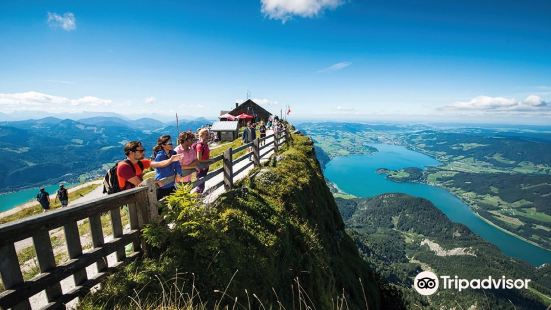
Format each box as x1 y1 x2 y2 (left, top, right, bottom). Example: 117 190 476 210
164 142 173 146
134 149 145 153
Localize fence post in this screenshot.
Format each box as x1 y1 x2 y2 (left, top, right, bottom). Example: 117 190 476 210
273 132 279 153
223 147 233 190
253 138 260 166
285 128 290 146
144 178 160 224
33 230 63 303
0 243 32 310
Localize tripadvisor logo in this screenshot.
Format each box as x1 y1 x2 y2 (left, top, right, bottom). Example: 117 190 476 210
413 271 531 296
414 271 439 295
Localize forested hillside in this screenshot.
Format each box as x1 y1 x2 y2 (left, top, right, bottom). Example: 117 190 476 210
0 117 207 192
336 194 550 309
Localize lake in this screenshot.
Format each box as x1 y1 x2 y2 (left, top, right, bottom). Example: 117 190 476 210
324 143 551 266
0 183 78 213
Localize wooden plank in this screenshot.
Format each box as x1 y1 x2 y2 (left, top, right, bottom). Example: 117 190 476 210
89 214 107 272
110 208 125 262
0 187 147 246
127 201 141 252
0 243 31 310
223 147 233 190
32 230 63 303
194 167 223 187
233 142 253 153
259 139 274 151
0 232 140 308
234 160 254 177
63 221 87 286
40 251 140 309
233 152 252 165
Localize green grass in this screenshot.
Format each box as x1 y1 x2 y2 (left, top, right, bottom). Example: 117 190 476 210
451 143 487 151
388 170 410 179
513 161 551 174
490 153 516 164
515 208 551 223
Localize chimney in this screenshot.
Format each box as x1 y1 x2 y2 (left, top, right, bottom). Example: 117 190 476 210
235 102 239 109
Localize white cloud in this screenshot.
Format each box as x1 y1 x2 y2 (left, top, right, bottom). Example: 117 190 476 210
261 0 344 22
0 91 111 113
318 61 351 73
522 95 547 107
441 95 550 115
45 79 76 85
47 12 76 31
336 105 355 112
145 96 157 104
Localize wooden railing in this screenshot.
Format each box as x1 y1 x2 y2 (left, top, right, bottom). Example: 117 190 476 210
0 128 289 309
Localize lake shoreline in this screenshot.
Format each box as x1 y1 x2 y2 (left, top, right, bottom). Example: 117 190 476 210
323 144 551 266
381 143 551 254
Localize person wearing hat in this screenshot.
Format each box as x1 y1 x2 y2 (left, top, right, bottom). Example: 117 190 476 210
56 183 69 207
36 187 50 212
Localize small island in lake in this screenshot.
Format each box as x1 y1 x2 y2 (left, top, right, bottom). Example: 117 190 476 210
376 166 424 182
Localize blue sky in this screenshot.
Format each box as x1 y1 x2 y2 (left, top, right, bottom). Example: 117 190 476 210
1 0 550 124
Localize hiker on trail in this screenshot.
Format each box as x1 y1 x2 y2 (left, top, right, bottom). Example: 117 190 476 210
174 131 200 184
117 141 181 192
259 121 267 146
195 128 211 194
36 187 50 212
242 121 256 161
56 184 69 207
152 135 184 200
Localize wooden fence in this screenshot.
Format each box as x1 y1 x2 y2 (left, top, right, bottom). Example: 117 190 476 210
0 129 289 309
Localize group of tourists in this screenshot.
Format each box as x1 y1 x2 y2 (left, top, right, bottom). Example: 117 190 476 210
242 116 284 150
117 128 212 200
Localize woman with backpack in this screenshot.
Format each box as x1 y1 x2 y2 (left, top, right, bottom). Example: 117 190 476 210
152 135 183 200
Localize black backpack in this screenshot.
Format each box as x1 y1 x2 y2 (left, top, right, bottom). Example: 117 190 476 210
103 159 144 194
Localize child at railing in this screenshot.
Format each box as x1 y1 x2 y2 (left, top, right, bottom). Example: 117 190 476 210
195 128 211 193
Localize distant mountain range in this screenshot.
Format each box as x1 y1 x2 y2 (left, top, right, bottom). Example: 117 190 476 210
0 116 212 192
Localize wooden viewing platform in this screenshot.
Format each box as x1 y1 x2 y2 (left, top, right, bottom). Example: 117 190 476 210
0 129 289 310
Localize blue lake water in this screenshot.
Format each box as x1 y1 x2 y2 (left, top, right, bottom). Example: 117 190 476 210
0 183 78 213
324 143 551 266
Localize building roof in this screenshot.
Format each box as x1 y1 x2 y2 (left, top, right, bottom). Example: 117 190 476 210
229 99 272 117
210 121 239 131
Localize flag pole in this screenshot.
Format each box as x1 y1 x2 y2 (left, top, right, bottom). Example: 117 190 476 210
176 113 180 136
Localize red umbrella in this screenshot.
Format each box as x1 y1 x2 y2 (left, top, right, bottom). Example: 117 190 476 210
236 113 254 119
219 113 236 120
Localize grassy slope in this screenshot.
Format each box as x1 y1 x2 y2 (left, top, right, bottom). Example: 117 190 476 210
80 133 381 309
